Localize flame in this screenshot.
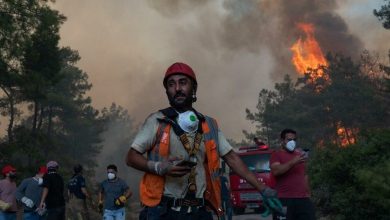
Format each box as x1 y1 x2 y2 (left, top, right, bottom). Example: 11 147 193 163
336 122 358 147
291 23 328 74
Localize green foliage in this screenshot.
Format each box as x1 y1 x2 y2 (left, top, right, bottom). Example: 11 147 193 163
245 75 297 148
0 1 105 181
246 51 390 218
308 129 390 219
246 53 389 148
374 0 390 29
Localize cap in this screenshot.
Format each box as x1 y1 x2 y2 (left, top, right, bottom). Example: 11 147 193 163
46 161 59 169
38 166 48 174
163 62 197 87
2 165 16 176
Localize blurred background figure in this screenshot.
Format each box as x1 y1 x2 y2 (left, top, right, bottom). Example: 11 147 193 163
67 164 90 220
220 169 232 220
39 161 65 220
0 165 17 220
98 164 131 220
16 166 47 220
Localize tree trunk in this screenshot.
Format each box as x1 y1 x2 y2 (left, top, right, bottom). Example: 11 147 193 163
37 105 44 131
8 95 15 143
32 100 39 133
1 86 15 143
47 106 53 137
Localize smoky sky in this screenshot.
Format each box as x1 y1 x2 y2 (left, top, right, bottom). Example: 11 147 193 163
44 0 390 200
52 0 389 142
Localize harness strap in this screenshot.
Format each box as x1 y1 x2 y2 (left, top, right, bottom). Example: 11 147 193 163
159 107 205 194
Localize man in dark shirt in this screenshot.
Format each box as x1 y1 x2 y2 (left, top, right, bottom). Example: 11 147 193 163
39 161 65 220
98 164 132 220
15 165 47 220
67 164 90 220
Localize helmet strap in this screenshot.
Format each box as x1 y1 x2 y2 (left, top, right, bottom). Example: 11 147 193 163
192 91 197 103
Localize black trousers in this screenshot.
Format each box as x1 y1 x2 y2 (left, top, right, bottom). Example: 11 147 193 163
46 206 65 220
139 205 213 220
273 198 316 220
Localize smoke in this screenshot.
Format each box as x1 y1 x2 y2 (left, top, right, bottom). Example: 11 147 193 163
47 0 390 203
95 106 142 200
51 0 388 143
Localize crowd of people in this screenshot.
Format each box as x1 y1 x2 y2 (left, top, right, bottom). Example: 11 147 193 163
0 62 315 220
0 162 132 220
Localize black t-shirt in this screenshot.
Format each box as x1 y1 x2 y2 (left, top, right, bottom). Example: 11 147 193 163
42 172 65 209
67 175 86 200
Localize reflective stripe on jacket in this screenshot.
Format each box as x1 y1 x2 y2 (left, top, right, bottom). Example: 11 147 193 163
139 116 222 213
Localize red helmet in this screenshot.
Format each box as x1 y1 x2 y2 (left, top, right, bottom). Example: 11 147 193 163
38 166 48 175
2 165 16 176
163 62 197 87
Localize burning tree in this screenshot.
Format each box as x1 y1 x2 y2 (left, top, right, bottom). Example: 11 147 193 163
245 53 388 148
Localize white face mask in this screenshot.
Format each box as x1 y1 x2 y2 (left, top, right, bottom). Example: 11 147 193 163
107 173 116 180
177 111 199 133
286 140 296 152
38 178 43 185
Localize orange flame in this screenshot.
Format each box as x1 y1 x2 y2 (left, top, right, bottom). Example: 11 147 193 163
336 122 358 147
291 23 328 74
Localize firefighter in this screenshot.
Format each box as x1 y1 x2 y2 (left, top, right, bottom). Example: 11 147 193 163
126 62 283 220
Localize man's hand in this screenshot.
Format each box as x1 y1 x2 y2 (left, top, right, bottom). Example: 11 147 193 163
260 187 285 217
291 154 306 165
98 201 103 214
21 196 34 208
114 195 127 206
147 160 191 177
0 200 11 211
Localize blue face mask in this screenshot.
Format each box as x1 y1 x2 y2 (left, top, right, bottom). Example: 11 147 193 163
286 140 296 152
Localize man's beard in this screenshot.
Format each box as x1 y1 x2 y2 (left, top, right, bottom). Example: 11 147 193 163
168 92 193 109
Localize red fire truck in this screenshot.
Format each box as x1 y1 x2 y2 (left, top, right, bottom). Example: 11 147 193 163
229 144 274 215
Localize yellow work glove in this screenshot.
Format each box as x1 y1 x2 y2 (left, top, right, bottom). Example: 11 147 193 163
0 200 11 211
114 195 127 206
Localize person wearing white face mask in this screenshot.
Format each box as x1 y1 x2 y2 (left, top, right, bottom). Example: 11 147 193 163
270 129 316 220
98 164 132 220
127 62 283 220
15 166 48 220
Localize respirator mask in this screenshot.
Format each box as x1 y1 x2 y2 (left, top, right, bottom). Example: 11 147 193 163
107 172 116 180
177 111 199 133
285 140 296 152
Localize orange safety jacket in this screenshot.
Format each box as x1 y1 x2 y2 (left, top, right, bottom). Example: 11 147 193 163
139 116 223 214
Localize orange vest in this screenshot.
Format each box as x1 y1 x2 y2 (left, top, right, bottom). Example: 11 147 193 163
139 116 222 214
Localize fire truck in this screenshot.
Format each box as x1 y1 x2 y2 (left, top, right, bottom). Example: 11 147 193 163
228 144 274 215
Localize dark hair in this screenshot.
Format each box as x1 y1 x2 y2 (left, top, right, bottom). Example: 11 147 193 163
280 128 297 139
107 164 117 172
73 164 83 174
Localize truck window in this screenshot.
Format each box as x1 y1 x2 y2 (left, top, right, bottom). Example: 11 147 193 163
235 154 271 173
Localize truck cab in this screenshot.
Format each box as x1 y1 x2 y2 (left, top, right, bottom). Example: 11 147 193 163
229 144 274 215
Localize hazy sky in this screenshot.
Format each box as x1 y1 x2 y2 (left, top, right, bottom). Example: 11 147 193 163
51 0 389 141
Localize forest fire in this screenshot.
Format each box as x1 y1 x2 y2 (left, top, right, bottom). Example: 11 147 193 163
291 23 357 146
290 23 328 78
336 122 357 147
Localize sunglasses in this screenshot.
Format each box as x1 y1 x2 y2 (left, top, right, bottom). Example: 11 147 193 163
286 138 297 141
